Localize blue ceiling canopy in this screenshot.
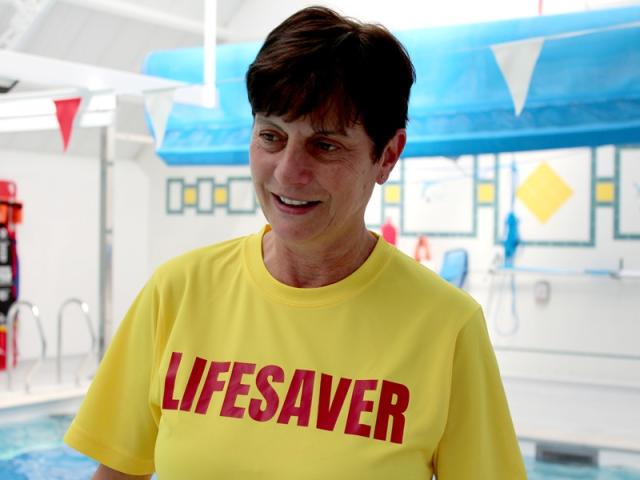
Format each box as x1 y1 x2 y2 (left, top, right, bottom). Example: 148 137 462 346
143 6 640 166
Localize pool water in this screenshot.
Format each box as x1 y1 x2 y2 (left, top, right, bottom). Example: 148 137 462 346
0 416 77 461
0 416 96 480
1 415 640 479
0 446 96 480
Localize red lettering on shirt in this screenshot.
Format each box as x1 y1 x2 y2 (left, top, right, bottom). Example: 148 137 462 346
162 351 182 410
220 362 256 418
162 353 410 444
277 369 315 426
194 361 231 415
345 379 378 438
179 356 208 412
249 365 285 422
316 374 352 431
374 380 410 444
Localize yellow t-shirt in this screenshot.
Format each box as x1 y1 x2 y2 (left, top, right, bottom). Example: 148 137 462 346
64 226 526 479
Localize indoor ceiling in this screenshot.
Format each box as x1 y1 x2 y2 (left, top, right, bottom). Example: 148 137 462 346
0 0 638 159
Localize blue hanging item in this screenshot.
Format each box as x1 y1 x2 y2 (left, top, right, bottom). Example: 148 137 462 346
143 6 640 166
503 158 521 267
503 212 520 268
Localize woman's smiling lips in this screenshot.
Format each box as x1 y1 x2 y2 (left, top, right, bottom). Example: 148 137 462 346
271 192 321 214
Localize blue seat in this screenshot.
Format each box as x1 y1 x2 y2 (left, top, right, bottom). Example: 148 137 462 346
439 249 469 288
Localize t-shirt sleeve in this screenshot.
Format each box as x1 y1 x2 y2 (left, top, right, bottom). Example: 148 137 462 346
433 308 527 479
64 276 161 475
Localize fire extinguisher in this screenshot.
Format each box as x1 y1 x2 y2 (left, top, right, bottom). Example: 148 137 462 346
0 180 22 370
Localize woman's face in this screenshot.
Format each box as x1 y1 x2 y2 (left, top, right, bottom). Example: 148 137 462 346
249 112 400 251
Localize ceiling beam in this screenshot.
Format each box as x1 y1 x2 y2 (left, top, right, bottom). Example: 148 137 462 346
0 50 187 95
0 51 217 108
0 0 57 50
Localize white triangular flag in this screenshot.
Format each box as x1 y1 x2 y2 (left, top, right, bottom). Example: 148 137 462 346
144 88 175 148
491 38 544 116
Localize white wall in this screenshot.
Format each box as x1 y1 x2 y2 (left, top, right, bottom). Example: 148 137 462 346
0 147 150 363
143 159 265 271
112 155 151 327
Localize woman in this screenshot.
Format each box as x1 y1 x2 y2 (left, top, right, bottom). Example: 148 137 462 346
65 6 526 479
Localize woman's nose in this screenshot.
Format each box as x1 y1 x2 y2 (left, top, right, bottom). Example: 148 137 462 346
274 142 313 186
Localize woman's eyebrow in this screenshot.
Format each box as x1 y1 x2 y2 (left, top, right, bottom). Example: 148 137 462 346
314 128 349 137
256 115 278 127
254 115 351 137
255 117 283 129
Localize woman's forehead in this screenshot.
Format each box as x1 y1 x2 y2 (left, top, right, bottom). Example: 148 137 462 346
255 110 361 137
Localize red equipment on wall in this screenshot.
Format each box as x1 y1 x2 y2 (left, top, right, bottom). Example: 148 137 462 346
0 180 22 370
381 217 398 246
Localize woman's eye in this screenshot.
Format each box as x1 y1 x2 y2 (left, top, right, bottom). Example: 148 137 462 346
316 141 338 152
259 132 278 143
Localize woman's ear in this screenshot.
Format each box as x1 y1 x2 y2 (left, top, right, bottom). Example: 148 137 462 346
376 129 406 185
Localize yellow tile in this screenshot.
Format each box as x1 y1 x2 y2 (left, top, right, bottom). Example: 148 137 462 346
516 162 573 224
384 185 401 204
183 187 197 205
215 187 228 205
477 183 495 203
596 182 614 203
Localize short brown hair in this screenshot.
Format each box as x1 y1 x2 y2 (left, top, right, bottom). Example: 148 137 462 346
246 6 415 161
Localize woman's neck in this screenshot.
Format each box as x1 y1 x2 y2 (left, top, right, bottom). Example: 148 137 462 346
261 228 377 288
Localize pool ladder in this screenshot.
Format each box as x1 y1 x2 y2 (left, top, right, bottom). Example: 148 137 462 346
57 298 96 386
4 298 96 391
5 300 46 392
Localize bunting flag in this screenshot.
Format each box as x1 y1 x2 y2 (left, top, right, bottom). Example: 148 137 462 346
144 88 175 148
53 97 82 151
491 38 544 116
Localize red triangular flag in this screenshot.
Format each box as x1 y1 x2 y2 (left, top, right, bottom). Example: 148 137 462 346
53 97 82 151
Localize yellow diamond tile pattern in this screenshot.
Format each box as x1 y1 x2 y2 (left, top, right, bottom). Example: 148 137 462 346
516 162 573 224
477 183 495 204
384 185 401 204
215 187 228 205
596 182 614 203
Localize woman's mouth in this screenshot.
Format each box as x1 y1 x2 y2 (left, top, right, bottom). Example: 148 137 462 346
273 193 321 210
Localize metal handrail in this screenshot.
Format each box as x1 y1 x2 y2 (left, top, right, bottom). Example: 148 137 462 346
6 300 47 392
57 298 96 385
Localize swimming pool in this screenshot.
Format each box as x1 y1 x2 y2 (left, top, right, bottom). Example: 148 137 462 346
0 416 96 480
1 415 640 479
